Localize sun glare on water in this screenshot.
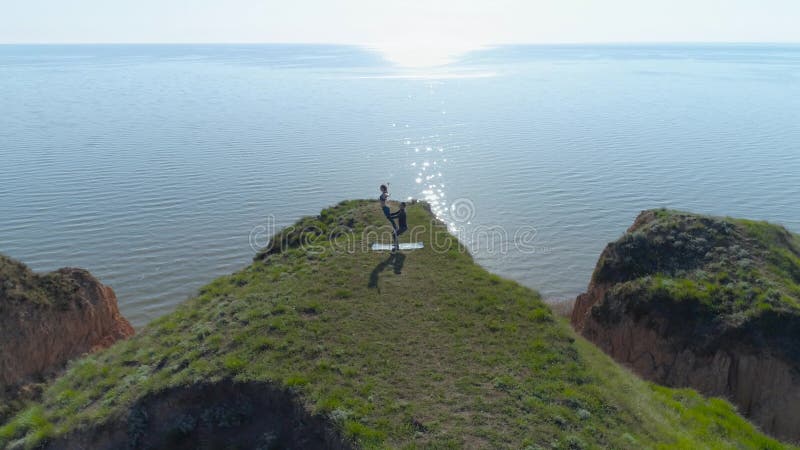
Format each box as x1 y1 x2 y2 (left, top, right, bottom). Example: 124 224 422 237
370 42 481 68
371 41 489 233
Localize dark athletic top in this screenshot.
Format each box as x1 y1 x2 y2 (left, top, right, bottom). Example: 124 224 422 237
390 209 407 228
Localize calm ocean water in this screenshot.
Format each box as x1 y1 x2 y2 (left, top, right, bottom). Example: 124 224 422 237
2 44 799 327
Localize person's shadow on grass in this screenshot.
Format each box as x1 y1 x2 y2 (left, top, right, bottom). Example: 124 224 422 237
368 252 406 290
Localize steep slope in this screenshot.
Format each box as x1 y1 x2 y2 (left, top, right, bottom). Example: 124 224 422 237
1 201 790 449
572 209 800 443
0 256 134 421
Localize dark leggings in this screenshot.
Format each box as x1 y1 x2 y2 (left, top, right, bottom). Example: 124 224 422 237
382 205 397 230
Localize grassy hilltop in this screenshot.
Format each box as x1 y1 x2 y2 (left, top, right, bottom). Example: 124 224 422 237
0 201 791 449
589 209 800 348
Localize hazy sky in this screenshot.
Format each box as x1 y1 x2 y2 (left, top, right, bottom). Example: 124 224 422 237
3 0 799 44
2 0 799 65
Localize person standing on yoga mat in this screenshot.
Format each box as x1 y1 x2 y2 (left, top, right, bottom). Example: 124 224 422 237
379 184 397 230
389 202 408 251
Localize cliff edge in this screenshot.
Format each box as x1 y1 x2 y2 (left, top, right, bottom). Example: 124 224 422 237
0 255 134 415
1 202 790 449
572 209 800 443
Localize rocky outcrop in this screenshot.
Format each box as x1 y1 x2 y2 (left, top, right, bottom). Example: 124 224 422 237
572 210 800 443
0 255 134 393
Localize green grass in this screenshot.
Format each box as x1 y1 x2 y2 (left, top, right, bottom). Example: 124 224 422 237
0 256 81 310
595 208 800 324
0 201 792 449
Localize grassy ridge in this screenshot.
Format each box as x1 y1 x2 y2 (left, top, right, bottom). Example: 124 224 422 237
0 201 791 449
593 209 800 341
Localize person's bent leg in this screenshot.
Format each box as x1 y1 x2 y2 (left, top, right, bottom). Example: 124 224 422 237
393 225 406 250
383 206 397 229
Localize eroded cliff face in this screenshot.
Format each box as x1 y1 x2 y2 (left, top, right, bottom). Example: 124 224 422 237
572 210 800 443
0 257 134 392
575 290 800 441
45 380 350 450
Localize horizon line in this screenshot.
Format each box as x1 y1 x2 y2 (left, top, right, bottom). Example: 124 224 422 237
2 41 800 46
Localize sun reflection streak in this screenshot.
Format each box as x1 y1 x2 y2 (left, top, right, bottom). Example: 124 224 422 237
360 43 498 80
387 68 476 229
403 127 456 223
370 42 480 68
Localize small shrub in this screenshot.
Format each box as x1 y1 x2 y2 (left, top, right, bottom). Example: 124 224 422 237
334 289 353 299
284 374 309 387
566 435 587 450
223 356 247 374
530 307 552 322
329 408 351 423
299 301 322 314
344 420 386 443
